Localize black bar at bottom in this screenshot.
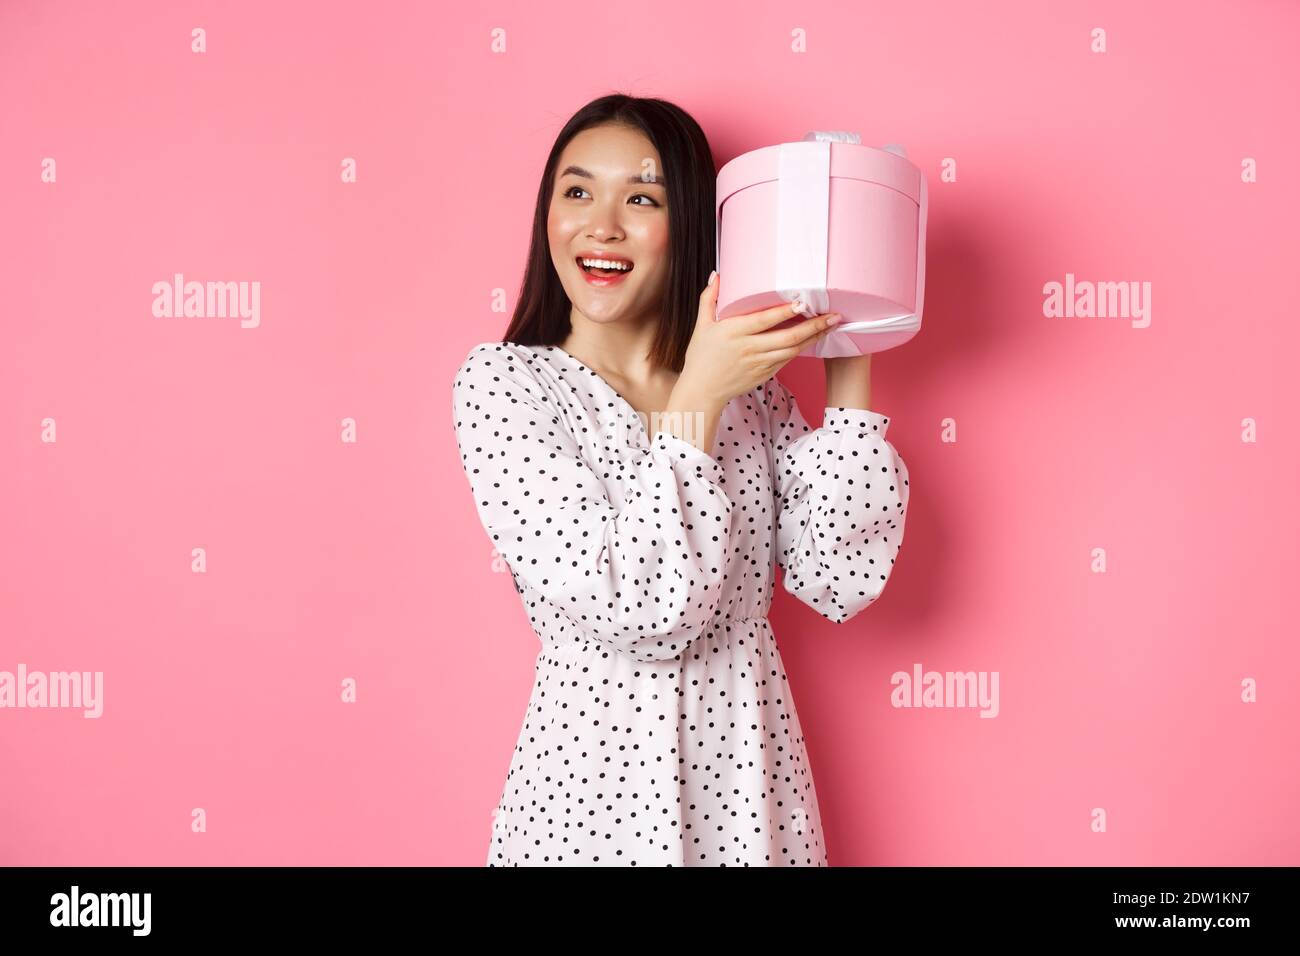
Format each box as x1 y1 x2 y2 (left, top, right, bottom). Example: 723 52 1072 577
0 865 1288 940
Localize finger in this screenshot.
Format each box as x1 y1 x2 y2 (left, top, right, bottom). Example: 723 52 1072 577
698 269 720 322
759 323 837 364
751 313 840 352
727 298 813 334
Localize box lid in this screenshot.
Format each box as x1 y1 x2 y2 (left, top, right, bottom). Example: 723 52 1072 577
716 131 924 217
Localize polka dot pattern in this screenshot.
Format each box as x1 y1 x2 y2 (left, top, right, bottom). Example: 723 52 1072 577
451 342 909 865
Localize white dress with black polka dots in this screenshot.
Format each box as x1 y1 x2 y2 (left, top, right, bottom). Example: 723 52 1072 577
451 341 909 866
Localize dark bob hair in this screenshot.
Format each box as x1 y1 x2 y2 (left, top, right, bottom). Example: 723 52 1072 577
501 93 716 373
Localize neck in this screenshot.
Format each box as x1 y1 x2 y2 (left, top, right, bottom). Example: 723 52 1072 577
561 306 667 387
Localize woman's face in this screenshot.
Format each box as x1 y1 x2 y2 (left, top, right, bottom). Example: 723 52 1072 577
548 123 670 326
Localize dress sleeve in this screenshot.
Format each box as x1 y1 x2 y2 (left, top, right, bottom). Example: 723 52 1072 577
765 376 909 623
452 344 735 662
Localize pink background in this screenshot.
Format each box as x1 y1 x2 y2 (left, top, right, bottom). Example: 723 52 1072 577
2 0 1296 866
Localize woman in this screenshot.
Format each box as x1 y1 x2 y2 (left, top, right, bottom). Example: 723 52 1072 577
452 94 909 866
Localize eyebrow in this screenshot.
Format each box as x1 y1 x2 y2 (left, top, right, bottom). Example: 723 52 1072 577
559 164 666 187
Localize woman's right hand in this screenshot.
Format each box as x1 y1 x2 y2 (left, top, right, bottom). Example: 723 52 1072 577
676 271 841 409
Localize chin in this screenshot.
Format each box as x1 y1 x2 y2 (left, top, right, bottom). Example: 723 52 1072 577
570 303 629 325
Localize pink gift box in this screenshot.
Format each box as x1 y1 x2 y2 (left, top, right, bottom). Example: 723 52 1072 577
714 130 928 358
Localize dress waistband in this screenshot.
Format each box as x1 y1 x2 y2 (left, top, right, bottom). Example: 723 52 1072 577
537 613 774 663
705 614 772 632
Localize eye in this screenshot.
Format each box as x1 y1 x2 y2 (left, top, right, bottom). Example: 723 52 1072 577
561 186 661 207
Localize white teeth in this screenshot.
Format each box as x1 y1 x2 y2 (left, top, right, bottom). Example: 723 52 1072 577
580 257 632 271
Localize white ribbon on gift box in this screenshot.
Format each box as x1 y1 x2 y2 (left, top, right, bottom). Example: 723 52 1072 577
775 131 839 318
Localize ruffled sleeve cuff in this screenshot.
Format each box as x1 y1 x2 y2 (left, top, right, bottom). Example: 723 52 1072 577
821 406 892 438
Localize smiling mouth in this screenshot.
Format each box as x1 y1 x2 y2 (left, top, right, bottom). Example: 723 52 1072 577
576 257 635 277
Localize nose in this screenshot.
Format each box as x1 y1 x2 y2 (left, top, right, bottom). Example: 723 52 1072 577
586 199 625 242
